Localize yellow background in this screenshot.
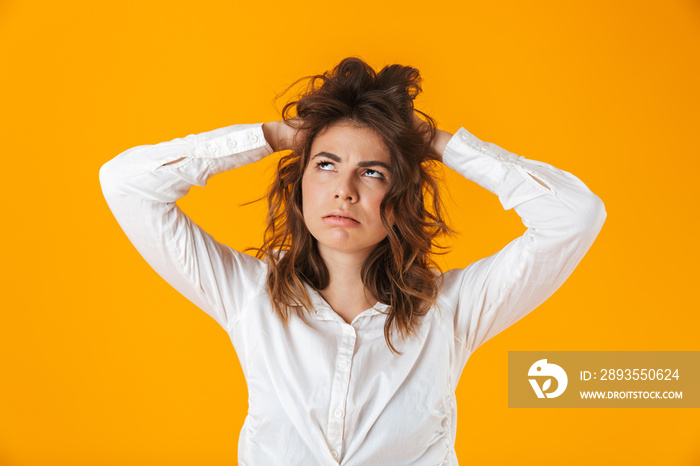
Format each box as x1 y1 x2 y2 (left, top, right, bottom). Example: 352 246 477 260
1 0 698 464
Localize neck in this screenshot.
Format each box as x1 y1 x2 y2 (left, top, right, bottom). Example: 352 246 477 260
316 245 377 320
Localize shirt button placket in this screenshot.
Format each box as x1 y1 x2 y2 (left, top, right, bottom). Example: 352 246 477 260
326 324 356 462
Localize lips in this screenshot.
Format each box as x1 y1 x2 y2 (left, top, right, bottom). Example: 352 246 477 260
324 210 359 223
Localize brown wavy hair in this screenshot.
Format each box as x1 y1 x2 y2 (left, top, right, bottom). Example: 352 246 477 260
252 56 454 355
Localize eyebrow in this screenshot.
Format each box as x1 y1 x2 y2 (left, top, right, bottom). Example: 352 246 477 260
312 151 392 172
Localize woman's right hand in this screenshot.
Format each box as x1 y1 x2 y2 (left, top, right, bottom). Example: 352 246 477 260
262 118 305 153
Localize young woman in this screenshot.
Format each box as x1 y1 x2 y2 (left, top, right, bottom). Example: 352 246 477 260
99 57 606 465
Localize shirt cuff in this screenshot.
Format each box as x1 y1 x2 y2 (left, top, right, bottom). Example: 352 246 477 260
189 122 274 160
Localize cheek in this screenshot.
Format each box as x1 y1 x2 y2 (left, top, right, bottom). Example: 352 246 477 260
369 193 389 227
371 198 383 216
301 177 320 218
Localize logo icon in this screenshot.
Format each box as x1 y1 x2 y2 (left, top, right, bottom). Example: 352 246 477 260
528 359 568 398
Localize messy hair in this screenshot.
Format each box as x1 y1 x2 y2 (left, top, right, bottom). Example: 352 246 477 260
254 56 454 355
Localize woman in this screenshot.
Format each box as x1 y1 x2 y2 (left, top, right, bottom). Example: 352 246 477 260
99 57 606 465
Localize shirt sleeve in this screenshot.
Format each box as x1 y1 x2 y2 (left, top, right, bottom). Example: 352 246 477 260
437 127 607 364
98 122 275 332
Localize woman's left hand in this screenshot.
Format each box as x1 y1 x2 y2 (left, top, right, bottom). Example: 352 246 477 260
412 112 452 163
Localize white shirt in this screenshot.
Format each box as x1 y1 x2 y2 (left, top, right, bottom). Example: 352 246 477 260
99 122 606 465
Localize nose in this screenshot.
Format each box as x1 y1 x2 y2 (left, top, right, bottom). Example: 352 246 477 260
333 173 358 203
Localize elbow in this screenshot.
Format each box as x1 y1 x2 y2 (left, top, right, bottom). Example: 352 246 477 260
586 192 607 231
572 191 607 240
99 150 135 199
98 160 114 195
98 159 121 199
98 145 146 197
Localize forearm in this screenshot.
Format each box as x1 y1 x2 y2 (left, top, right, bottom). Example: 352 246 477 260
442 127 606 243
100 123 273 204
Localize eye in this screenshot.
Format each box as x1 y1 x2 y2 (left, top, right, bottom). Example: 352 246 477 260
315 161 335 171
363 168 386 180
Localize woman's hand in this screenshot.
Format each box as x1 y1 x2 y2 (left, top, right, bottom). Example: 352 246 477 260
262 118 306 153
412 112 453 163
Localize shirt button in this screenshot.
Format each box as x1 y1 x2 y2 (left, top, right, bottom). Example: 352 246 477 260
498 154 508 161
334 409 343 417
338 359 348 368
250 133 259 143
227 138 237 150
480 144 489 152
206 143 217 155
331 450 339 459
460 131 469 140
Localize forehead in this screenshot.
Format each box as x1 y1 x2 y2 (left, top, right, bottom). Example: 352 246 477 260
310 122 390 162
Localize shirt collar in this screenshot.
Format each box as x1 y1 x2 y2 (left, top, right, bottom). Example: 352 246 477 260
302 281 390 321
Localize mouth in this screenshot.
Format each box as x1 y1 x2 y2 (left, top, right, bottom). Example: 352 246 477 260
324 215 359 223
323 211 360 223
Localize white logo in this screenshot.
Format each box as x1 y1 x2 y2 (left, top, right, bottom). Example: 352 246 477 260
528 359 568 398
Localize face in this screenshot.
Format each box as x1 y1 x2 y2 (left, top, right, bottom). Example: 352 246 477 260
301 122 393 261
